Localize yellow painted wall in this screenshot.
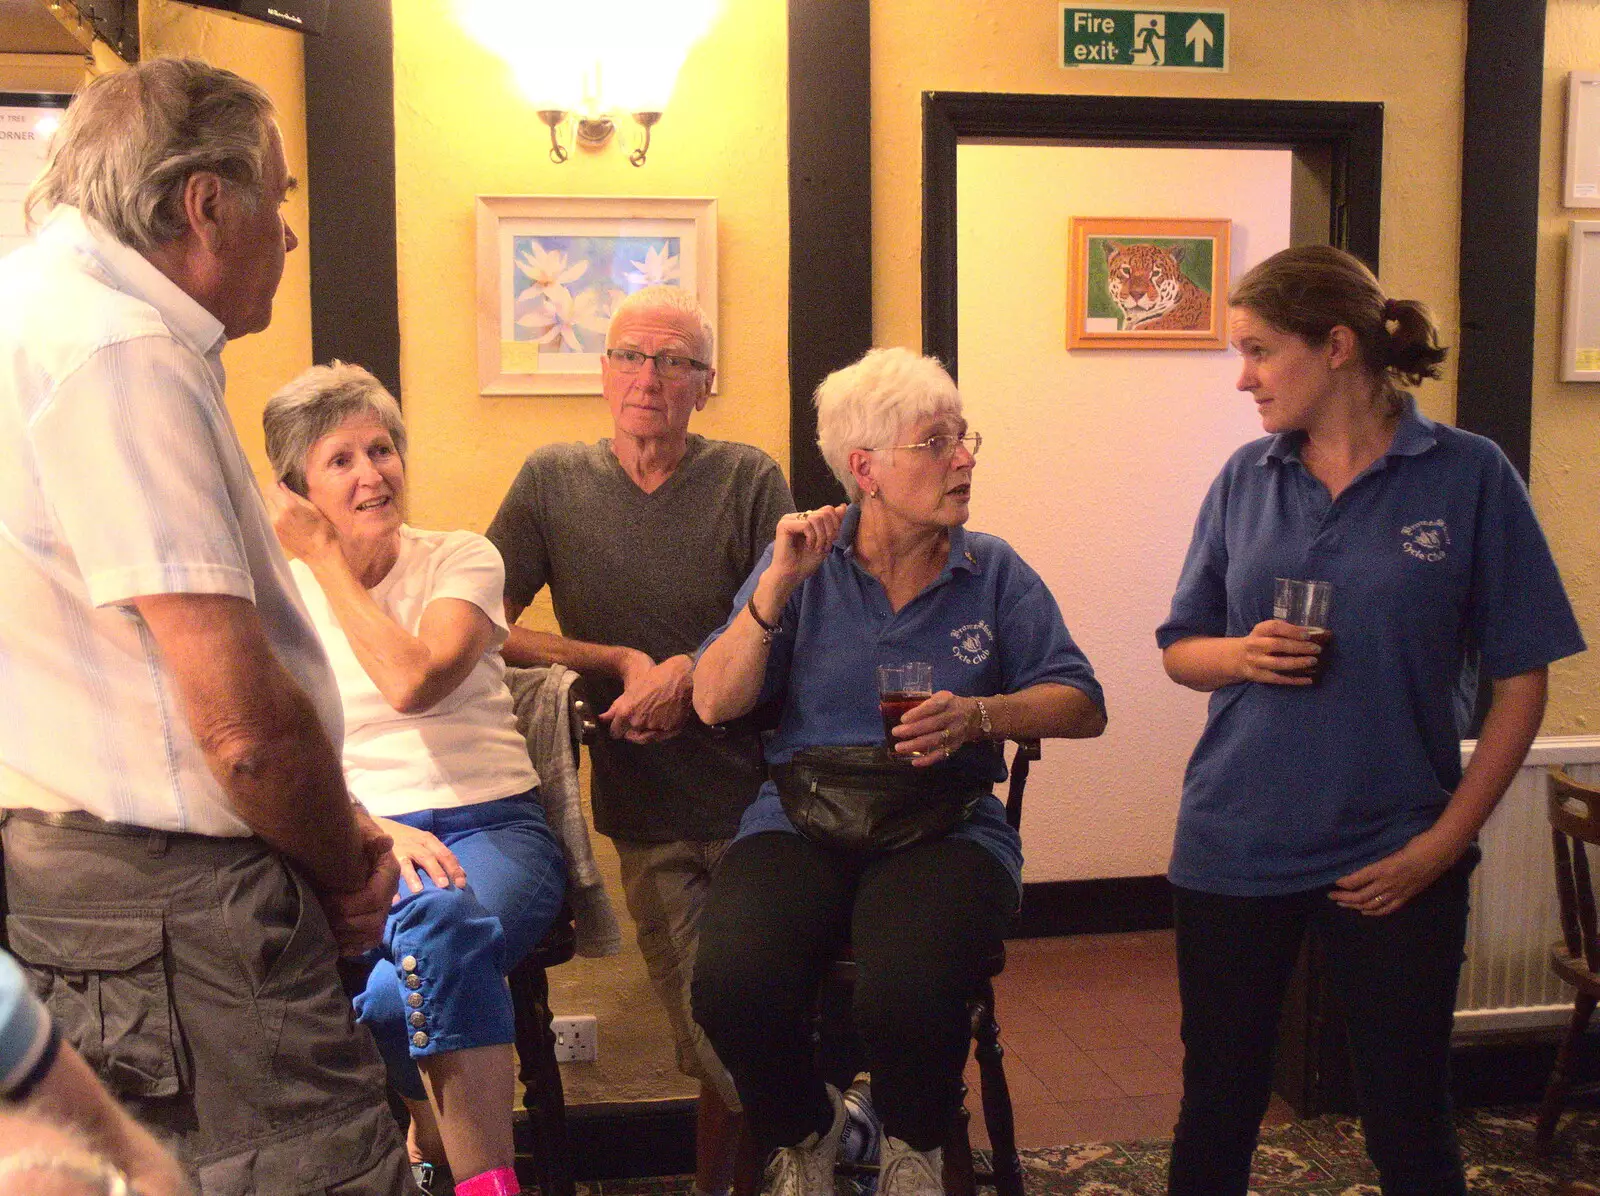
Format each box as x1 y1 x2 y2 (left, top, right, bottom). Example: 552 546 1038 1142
1537 2 1600 733
0 52 95 93
872 0 1466 425
392 0 790 538
139 1 315 472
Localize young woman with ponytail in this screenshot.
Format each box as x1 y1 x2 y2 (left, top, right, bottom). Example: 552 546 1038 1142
1156 245 1584 1195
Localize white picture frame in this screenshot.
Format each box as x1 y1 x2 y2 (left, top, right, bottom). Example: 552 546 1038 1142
1561 220 1600 381
475 195 717 396
1565 72 1600 208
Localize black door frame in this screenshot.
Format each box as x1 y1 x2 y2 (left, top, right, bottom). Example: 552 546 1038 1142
919 92 1384 379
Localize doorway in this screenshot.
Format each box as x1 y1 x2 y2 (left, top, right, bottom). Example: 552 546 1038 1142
921 92 1383 900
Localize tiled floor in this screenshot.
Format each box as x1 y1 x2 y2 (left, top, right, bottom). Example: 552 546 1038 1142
962 929 1294 1149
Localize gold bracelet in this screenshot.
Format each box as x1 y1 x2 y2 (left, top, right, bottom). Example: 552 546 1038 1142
975 698 994 739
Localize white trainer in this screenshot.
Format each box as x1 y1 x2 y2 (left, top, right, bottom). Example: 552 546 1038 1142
876 1135 943 1196
764 1083 847 1196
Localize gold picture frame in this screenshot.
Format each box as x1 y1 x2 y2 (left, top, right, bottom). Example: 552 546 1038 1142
1067 216 1231 350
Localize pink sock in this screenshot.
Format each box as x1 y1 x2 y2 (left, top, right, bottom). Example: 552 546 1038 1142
455 1165 520 1196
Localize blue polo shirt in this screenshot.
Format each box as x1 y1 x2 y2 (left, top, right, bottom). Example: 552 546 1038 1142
700 505 1105 897
1157 397 1585 896
0 949 58 1101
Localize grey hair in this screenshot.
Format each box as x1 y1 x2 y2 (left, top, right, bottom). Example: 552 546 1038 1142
264 362 407 496
814 347 962 501
608 284 714 362
26 57 277 253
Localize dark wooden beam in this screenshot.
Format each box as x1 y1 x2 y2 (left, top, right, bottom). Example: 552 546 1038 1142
1457 0 1546 480
303 0 401 399
787 0 870 508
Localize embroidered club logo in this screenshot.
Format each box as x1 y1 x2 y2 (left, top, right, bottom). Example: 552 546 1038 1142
1402 518 1450 563
951 620 993 665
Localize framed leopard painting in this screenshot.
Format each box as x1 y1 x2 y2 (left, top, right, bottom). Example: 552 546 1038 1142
1068 216 1230 350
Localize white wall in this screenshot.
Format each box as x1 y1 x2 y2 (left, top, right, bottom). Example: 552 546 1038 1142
956 143 1292 882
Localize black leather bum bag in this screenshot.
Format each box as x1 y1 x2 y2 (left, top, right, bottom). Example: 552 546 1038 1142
771 744 989 853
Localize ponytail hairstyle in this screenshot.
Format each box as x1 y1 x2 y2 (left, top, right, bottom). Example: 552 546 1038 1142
1229 245 1448 409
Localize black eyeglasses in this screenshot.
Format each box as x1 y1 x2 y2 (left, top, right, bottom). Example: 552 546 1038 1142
604 348 711 381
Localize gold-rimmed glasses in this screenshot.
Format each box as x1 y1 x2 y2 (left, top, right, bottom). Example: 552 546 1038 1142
870 431 982 460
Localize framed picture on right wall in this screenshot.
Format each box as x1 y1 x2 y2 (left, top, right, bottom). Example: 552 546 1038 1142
1067 216 1231 350
1562 219 1600 381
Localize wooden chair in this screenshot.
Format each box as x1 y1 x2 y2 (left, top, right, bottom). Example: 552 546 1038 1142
831 739 1038 1196
1536 767 1600 1152
509 691 596 1196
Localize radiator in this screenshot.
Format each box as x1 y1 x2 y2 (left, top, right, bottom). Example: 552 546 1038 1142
1454 734 1600 1034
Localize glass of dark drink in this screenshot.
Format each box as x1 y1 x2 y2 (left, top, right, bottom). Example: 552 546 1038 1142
877 662 934 759
1273 578 1334 681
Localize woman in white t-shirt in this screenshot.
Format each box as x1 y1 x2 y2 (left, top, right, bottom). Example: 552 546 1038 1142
264 363 565 1196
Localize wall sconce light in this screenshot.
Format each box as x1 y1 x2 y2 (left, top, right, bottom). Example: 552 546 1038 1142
535 102 662 167
457 0 717 168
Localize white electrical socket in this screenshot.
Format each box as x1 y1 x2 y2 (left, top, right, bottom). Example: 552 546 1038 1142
551 1014 598 1063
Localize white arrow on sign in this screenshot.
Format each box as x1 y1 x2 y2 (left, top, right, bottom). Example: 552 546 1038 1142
1185 19 1215 63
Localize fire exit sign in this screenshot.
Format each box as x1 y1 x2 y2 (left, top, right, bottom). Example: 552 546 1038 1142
1060 6 1228 71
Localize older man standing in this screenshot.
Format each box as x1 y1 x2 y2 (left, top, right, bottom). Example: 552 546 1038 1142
0 60 415 1194
488 285 793 1195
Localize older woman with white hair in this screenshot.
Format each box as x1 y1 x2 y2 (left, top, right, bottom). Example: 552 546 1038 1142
690 348 1106 1196
264 363 566 1196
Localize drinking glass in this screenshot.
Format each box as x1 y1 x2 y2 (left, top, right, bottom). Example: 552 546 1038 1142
877 662 934 756
1273 578 1334 681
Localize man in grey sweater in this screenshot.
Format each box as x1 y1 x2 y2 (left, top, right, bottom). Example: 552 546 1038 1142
487 286 793 1196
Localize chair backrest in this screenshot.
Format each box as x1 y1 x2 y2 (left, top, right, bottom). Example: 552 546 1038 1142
569 693 597 753
1547 768 1600 977
1004 740 1041 832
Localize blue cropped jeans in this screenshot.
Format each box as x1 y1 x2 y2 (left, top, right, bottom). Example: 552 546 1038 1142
1167 846 1478 1196
353 792 566 1100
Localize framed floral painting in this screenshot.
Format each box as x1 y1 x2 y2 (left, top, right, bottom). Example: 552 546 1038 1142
475 195 717 395
1067 216 1230 350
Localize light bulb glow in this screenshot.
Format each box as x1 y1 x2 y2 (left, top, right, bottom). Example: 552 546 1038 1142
455 0 719 116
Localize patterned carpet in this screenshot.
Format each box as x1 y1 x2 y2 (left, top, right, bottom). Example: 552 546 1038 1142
573 1107 1600 1196
1013 1107 1600 1194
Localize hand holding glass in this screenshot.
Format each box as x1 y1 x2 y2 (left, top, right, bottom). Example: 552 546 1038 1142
1273 578 1334 681
877 662 933 757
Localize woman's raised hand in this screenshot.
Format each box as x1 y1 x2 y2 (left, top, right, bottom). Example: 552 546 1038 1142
768 505 849 589
1236 618 1321 685
266 481 341 562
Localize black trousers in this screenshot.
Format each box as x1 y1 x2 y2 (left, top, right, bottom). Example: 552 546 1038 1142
1167 848 1477 1196
691 831 1014 1152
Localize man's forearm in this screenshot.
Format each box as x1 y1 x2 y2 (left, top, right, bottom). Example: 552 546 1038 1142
25 1043 192 1196
130 592 369 893
502 624 645 678
202 668 369 892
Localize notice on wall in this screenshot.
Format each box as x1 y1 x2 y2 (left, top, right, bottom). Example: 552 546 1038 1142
0 99 70 260
1060 6 1228 72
